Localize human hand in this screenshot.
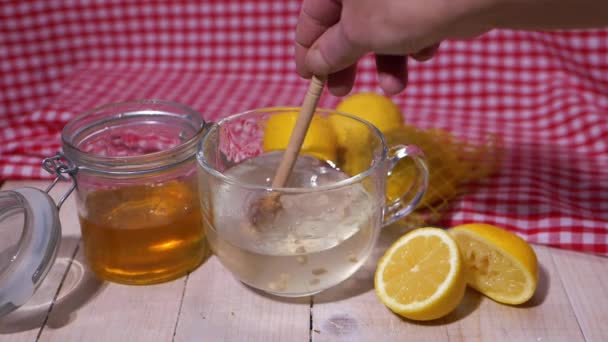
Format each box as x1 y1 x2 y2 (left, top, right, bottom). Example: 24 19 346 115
295 0 493 96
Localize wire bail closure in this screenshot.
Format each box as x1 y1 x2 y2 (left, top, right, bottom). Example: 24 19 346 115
42 152 78 209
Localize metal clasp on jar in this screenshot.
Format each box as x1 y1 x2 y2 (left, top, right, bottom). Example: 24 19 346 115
42 152 78 209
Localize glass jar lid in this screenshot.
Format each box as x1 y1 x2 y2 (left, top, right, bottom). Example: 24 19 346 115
0 187 61 317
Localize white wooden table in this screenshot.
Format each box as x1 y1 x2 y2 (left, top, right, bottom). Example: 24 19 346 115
1 181 607 342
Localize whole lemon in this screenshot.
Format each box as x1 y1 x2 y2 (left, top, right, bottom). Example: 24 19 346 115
332 93 403 175
262 111 338 163
332 92 403 145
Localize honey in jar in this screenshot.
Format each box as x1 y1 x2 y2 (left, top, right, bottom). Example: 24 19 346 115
79 179 207 285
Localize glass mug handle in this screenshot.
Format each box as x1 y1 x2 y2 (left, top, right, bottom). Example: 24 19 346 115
383 144 429 226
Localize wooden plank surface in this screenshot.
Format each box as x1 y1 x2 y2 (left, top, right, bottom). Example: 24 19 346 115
552 248 608 342
0 180 607 341
444 246 585 342
39 247 186 342
174 257 311 342
311 224 588 342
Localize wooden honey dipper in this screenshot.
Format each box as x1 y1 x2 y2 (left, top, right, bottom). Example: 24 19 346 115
250 75 326 225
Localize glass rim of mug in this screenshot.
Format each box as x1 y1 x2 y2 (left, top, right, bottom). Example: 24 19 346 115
197 106 389 193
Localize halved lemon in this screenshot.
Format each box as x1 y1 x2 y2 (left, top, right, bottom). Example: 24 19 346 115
375 228 466 321
449 223 538 305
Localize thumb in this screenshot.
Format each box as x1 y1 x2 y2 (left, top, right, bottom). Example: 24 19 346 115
305 21 366 76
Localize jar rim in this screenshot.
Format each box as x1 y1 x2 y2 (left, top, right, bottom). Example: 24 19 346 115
61 99 206 176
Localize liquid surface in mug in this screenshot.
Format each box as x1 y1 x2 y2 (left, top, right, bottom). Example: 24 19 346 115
207 152 380 296
79 179 207 285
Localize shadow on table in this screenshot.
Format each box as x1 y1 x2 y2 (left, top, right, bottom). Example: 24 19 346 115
402 287 483 326
0 236 105 334
245 286 312 305
418 261 550 326
519 263 550 308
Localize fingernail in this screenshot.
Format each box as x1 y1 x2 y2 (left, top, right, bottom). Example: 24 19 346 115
306 47 328 75
378 73 406 95
329 84 351 97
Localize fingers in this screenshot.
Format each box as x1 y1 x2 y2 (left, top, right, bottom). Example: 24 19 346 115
305 21 366 77
411 43 441 62
374 43 440 95
295 0 342 78
327 63 357 96
375 55 408 95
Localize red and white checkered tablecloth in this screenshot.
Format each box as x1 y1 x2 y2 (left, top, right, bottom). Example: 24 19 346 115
1 1 607 255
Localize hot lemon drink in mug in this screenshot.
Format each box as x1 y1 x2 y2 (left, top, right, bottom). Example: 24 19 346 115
197 108 429 297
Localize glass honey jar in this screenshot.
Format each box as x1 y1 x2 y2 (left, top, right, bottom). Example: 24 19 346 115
53 100 207 285
0 100 209 317
57 99 209 285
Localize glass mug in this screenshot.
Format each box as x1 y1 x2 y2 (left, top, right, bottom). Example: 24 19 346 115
197 108 429 297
